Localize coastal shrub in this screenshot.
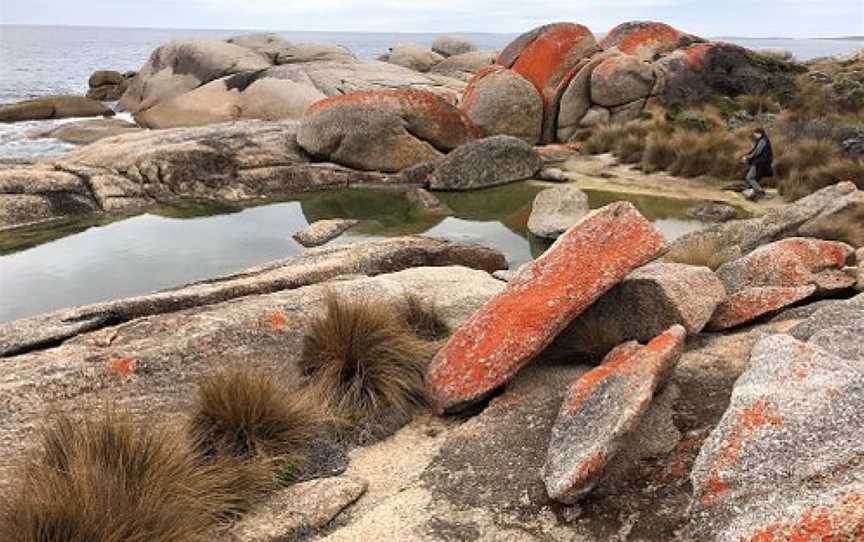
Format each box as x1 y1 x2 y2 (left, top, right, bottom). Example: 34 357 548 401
614 133 647 164
300 289 438 423
190 369 326 474
778 159 864 200
668 131 745 179
736 94 781 116
583 123 627 154
0 411 270 542
641 132 677 173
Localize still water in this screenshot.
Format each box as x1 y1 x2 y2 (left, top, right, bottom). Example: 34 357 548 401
0 184 717 322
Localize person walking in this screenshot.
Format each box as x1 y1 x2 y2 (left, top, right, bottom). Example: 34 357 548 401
741 127 773 201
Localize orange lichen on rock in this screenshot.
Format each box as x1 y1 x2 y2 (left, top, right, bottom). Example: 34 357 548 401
107 356 137 376
266 310 287 330
746 493 864 542
708 285 817 330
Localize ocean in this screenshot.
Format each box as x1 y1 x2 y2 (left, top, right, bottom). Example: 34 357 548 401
0 24 861 158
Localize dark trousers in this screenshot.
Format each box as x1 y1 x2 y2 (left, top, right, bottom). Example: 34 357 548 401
746 166 765 193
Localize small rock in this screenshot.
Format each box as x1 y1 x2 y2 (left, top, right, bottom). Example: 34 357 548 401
686 202 738 223
492 270 515 282
293 219 359 248
527 185 589 239
29 118 141 145
426 202 666 413
432 35 478 57
543 326 686 503
405 187 450 214
428 135 542 191
0 96 114 122
387 42 444 72
429 50 496 81
230 476 368 541
537 168 570 182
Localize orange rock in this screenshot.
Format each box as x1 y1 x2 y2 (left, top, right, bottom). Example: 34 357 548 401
600 21 703 60
708 285 816 330
426 201 665 413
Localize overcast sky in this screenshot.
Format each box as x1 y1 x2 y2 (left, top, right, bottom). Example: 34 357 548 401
1 0 862 37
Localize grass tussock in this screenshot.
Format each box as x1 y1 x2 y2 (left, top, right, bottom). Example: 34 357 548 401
665 236 741 270
736 93 781 115
0 411 271 542
301 289 442 423
583 123 627 154
190 369 326 471
555 314 626 360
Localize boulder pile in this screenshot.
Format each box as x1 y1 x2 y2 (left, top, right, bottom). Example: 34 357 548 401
86 69 136 101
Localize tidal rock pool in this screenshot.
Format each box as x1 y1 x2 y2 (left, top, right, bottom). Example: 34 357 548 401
0 183 726 322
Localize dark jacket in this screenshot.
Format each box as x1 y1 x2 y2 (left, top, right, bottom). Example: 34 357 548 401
746 135 774 178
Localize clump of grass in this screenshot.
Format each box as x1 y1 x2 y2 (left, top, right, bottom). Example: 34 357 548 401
736 94 781 115
665 236 741 270
583 123 627 154
779 159 864 200
667 131 746 178
614 133 647 164
400 294 450 341
189 369 326 471
0 411 271 542
300 289 440 423
547 314 627 361
641 132 677 173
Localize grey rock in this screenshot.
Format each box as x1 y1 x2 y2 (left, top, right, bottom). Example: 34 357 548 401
387 43 445 73
431 35 478 57
229 476 368 541
88 70 126 88
809 324 864 360
578 106 611 128
0 96 114 122
460 65 543 145
686 202 739 223
590 54 655 108
226 33 294 62
29 118 141 145
275 43 356 65
788 293 864 341
428 135 542 191
556 52 615 141
797 189 864 248
526 185 589 239
293 219 359 247
429 50 496 81
688 334 864 542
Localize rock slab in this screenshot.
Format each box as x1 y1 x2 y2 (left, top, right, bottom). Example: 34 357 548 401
425 202 666 413
293 219 359 248
427 135 542 191
543 325 686 503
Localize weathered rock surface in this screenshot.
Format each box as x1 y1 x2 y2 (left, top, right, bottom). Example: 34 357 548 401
544 326 686 503
229 476 368 541
293 219 359 247
715 237 856 295
427 135 542 191
298 90 478 172
708 285 817 331
388 43 445 73
555 52 615 142
429 50 496 81
432 35 478 58
274 43 356 65
0 261 506 481
426 202 666 413
788 292 864 341
796 189 864 248
667 182 863 261
119 40 272 113
600 21 704 61
497 23 601 141
28 118 142 145
556 262 726 356
0 96 114 122
86 69 133 101
686 202 739 223
226 33 294 62
689 334 864 541
0 236 506 358
590 54 655 107
526 185 589 239
460 65 543 144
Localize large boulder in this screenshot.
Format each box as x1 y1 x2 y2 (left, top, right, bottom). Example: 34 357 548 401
387 42 445 72
226 33 293 62
526 185 589 239
432 34 478 57
86 69 133 101
652 42 800 105
430 50 497 81
688 333 864 541
0 96 114 122
555 262 726 356
426 202 666 413
427 135 542 191
297 90 478 173
497 23 601 141
555 51 615 142
460 65 543 144
544 326 686 503
119 40 272 113
600 21 704 61
796 190 864 248
590 54 656 107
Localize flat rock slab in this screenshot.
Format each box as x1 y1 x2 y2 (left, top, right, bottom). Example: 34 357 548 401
715 237 855 295
293 219 359 247
229 476 368 541
543 325 686 504
708 285 816 330
426 201 665 413
688 334 864 541
526 185 589 239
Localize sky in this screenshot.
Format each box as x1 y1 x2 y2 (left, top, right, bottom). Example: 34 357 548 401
0 0 862 38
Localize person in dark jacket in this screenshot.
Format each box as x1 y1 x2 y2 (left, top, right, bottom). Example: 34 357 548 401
740 127 773 200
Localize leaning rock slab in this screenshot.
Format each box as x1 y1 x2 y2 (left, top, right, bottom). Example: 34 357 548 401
298 90 478 172
426 202 666 413
543 325 686 503
688 334 864 541
708 285 817 331
526 185 589 239
427 135 542 191
293 219 359 247
715 237 855 295
460 65 543 144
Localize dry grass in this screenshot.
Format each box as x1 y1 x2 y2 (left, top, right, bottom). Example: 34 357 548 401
583 123 627 154
400 294 450 341
779 159 864 200
641 132 678 173
189 369 326 471
0 411 271 542
665 236 741 270
667 131 747 179
614 133 648 164
736 94 781 115
301 289 439 423
550 314 627 360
